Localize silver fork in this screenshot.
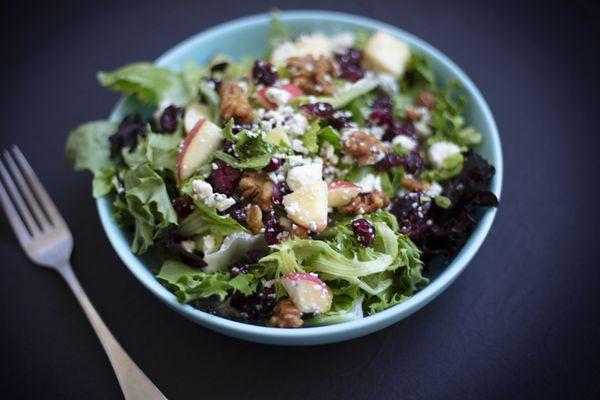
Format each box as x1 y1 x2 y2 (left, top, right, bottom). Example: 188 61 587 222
0 145 166 400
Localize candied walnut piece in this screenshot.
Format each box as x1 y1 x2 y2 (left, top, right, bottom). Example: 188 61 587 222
219 80 254 124
415 90 436 109
287 55 337 96
247 204 264 234
238 170 275 212
401 178 431 192
404 106 422 122
343 130 384 165
269 299 304 328
339 190 390 215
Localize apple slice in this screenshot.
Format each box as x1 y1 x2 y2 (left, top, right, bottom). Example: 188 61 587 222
184 101 211 133
257 84 303 109
281 272 333 314
177 118 223 181
283 181 328 233
327 181 361 208
364 31 411 77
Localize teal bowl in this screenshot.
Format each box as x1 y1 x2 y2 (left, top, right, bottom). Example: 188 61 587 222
97 10 503 345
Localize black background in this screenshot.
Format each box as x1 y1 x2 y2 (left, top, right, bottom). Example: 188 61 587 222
1 1 599 399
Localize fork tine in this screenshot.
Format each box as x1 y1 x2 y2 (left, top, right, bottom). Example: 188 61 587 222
10 145 66 228
0 158 40 235
3 149 50 229
0 180 32 246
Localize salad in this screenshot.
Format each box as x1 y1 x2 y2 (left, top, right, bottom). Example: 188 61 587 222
66 18 498 328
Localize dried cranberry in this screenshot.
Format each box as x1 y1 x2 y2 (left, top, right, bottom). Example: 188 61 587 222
401 151 425 174
383 121 417 141
109 115 147 156
328 114 350 130
230 286 276 321
372 96 393 112
335 48 365 83
172 195 195 218
159 105 184 132
208 160 242 196
299 102 334 118
375 152 403 171
375 150 423 174
264 157 283 172
226 204 248 223
368 110 394 129
339 64 364 82
264 212 283 245
252 60 278 85
272 182 288 208
223 140 236 155
352 219 376 247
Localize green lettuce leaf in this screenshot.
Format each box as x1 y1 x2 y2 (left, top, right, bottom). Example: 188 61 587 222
65 120 119 197
122 124 183 173
178 201 248 245
157 259 257 303
123 163 178 253
97 62 190 106
422 152 464 181
65 120 117 172
301 119 320 154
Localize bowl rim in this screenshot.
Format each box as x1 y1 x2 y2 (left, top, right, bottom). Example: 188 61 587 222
96 10 503 343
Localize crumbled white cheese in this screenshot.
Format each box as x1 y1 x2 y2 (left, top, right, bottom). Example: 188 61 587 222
392 134 418 152
202 235 217 255
262 106 308 137
180 240 196 253
319 142 339 165
408 106 432 137
357 174 382 193
369 125 386 140
425 182 443 197
428 142 461 169
287 162 323 191
204 193 236 211
192 180 213 200
264 87 292 107
291 139 309 154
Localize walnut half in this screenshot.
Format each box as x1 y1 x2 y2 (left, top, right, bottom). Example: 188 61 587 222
269 299 304 328
342 130 384 165
287 55 337 96
219 80 254 124
339 190 390 215
238 171 274 212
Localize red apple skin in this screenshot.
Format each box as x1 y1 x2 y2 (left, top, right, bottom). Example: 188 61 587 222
281 272 333 314
327 181 362 208
257 84 303 109
176 118 206 181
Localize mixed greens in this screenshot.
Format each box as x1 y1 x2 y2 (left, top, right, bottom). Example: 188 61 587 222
66 18 497 328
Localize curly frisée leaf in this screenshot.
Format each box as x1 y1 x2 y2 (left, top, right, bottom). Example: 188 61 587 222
123 163 178 253
65 120 118 172
179 202 249 245
157 259 257 303
97 62 190 107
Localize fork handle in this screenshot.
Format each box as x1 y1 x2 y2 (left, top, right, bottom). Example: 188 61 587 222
58 264 167 400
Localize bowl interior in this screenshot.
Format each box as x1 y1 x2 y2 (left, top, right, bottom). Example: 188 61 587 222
97 10 502 345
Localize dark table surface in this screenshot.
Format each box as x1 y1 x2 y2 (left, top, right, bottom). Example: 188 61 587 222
1 1 599 399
